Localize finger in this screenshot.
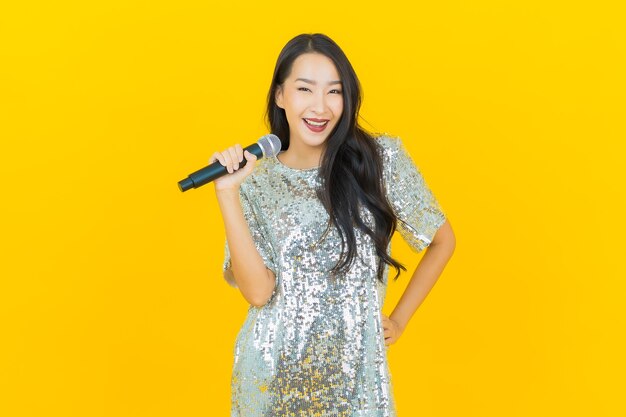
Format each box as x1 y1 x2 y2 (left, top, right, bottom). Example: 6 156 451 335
222 151 233 173
242 151 256 171
244 149 257 161
227 147 239 170
235 144 243 163
213 152 227 167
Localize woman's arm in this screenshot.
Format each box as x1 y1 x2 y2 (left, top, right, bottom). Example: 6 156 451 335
384 219 456 344
211 147 276 308
216 188 276 308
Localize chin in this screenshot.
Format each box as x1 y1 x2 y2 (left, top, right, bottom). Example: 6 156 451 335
302 134 331 147
302 124 336 143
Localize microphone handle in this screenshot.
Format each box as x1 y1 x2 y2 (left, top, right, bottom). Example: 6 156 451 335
178 143 264 192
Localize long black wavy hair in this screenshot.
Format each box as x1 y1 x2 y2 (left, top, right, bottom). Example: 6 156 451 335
265 33 406 283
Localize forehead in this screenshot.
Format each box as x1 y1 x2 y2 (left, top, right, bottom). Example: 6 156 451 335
287 53 340 81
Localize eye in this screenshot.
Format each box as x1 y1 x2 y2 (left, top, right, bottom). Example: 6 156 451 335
330 89 342 94
297 87 311 92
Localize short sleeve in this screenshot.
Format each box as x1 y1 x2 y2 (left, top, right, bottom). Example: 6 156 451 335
380 135 447 253
222 185 279 288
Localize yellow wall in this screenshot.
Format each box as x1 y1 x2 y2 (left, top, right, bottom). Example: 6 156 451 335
1 1 624 416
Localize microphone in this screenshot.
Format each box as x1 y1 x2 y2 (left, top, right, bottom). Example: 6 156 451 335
178 134 282 192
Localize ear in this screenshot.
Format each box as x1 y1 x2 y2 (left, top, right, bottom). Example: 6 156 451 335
275 86 284 109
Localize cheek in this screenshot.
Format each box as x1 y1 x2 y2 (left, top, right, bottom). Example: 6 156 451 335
288 94 308 109
285 102 305 120
331 99 344 118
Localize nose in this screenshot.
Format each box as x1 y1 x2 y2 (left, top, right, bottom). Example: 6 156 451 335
310 90 327 114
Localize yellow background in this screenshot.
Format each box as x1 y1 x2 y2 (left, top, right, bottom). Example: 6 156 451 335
1 1 624 416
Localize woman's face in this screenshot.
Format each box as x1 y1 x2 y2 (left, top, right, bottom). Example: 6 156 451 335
275 52 344 150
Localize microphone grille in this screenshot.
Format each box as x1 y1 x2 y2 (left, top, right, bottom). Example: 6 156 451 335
258 134 282 158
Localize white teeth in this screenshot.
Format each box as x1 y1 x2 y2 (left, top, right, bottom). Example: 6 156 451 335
304 119 328 126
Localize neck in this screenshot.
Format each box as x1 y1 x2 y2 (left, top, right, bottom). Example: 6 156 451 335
279 141 325 169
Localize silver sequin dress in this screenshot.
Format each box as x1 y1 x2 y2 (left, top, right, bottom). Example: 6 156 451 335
222 134 447 416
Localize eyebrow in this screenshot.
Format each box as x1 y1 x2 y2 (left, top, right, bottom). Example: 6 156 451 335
295 78 343 86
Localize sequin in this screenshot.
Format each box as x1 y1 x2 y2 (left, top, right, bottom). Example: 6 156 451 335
222 134 447 416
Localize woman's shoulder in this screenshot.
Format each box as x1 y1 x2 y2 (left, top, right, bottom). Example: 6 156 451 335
372 132 402 145
371 132 405 162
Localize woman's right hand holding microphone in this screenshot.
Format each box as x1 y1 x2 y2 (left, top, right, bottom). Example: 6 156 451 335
210 144 258 192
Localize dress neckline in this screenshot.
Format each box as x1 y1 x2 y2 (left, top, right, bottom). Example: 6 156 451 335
274 152 320 173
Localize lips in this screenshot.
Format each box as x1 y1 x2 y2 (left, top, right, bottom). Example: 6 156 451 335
303 118 329 132
303 118 329 126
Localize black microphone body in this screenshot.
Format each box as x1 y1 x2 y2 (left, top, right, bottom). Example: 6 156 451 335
178 134 281 192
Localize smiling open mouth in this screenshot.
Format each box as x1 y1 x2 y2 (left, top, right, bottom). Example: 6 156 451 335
303 118 329 126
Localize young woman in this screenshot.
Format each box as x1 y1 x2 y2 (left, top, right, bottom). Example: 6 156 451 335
211 33 455 417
